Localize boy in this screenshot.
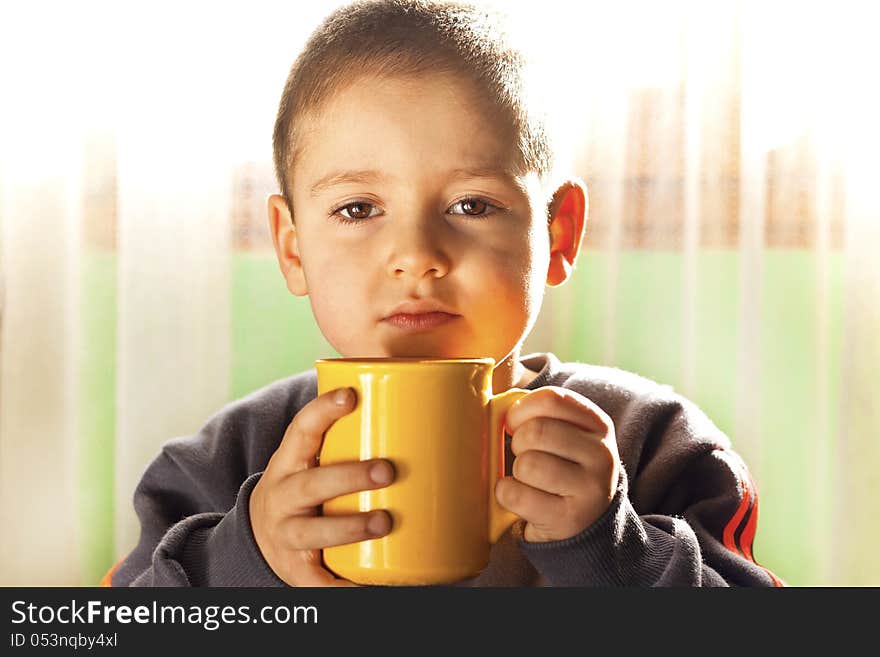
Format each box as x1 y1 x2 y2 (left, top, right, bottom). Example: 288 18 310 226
104 0 782 587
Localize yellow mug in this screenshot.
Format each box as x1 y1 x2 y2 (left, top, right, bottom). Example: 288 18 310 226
315 357 527 586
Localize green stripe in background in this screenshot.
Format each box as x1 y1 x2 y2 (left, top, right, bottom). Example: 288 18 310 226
615 251 685 391
78 251 336 584
757 251 842 586
562 249 844 585
80 249 847 586
79 252 117 584
230 252 337 400
561 250 739 435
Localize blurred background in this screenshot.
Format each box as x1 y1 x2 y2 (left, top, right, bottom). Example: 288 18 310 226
1 0 878 587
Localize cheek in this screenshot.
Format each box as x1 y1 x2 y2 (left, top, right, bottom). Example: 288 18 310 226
300 228 363 292
527 241 551 297
501 230 550 328
301 252 367 341
470 239 542 317
511 229 550 297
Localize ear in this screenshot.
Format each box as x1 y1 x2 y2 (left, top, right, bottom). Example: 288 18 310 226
267 194 308 296
546 179 588 287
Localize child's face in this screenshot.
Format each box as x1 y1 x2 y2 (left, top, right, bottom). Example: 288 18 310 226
271 72 571 368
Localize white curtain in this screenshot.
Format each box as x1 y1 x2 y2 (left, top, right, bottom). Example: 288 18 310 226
1 0 877 586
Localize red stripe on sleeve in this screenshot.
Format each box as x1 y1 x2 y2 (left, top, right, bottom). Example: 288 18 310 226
739 477 758 562
740 473 786 586
98 557 125 587
722 478 751 558
715 449 785 586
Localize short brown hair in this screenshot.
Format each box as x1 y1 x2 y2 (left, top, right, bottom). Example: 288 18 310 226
272 0 553 208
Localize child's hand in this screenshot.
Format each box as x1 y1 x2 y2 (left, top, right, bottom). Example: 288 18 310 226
249 388 394 586
495 387 620 543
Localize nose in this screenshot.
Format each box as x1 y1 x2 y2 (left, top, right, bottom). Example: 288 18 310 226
385 221 451 280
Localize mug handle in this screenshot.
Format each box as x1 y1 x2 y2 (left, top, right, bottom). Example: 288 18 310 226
487 388 529 543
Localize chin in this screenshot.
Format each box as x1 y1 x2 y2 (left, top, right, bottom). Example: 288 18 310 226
385 348 461 359
379 338 479 360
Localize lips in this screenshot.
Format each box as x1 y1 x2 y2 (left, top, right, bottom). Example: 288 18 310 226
381 300 461 331
383 311 460 331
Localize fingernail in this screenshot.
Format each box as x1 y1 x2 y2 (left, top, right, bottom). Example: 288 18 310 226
370 460 393 485
334 388 351 405
367 512 390 537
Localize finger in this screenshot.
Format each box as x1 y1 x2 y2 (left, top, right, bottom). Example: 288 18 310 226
509 417 601 464
511 449 586 496
280 459 395 510
284 550 358 587
299 571 359 587
281 511 393 550
494 476 566 525
505 387 611 436
274 387 356 473
297 570 359 587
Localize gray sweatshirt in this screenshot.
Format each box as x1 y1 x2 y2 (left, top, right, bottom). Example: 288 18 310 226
106 352 783 587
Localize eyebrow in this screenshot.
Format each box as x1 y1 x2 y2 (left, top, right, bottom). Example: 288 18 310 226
309 170 387 198
449 166 530 195
308 165 528 198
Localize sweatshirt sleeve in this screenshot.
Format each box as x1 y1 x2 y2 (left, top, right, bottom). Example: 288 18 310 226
517 367 784 587
111 458 283 587
105 374 316 587
517 452 780 586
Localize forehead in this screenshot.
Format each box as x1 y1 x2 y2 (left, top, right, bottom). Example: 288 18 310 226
293 72 521 185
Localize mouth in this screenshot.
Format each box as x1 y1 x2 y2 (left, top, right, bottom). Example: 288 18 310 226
381 299 461 332
382 311 461 331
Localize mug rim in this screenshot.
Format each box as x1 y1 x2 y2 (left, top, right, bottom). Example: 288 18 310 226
315 357 495 367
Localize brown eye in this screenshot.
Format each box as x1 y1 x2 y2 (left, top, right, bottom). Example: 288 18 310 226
338 202 379 220
450 198 492 216
462 199 486 215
